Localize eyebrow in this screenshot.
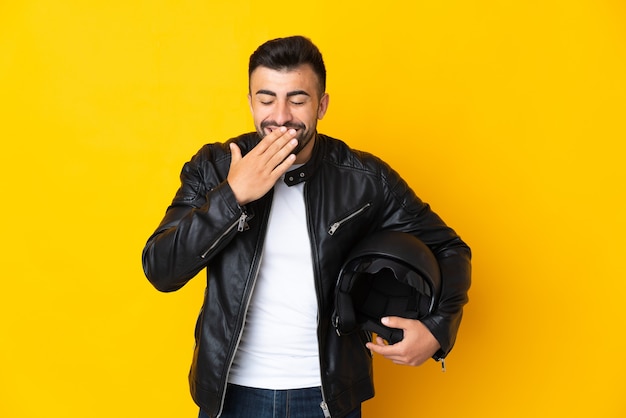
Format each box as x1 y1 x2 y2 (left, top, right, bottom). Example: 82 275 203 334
255 89 311 98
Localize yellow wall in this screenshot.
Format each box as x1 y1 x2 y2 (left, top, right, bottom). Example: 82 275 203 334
2 1 625 417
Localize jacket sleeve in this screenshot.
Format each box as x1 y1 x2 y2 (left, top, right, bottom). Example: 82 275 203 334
142 145 245 292
420 239 471 359
377 160 472 359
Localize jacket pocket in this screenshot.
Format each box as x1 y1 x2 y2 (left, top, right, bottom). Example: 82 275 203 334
327 202 372 236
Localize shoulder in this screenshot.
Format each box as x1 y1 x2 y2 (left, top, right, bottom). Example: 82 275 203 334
179 132 259 187
192 132 259 164
317 133 393 175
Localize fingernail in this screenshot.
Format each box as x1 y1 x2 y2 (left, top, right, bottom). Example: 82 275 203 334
381 317 389 325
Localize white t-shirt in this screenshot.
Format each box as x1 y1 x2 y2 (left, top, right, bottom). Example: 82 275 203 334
228 174 321 389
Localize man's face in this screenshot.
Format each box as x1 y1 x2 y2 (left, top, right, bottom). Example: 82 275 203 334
248 64 329 163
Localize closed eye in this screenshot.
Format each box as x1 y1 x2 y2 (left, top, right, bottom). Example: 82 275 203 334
255 90 276 105
287 91 310 106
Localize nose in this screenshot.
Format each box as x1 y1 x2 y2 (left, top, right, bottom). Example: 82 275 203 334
273 100 292 126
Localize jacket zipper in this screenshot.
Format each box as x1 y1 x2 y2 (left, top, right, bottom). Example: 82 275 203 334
320 400 331 418
215 251 264 417
322 202 373 416
301 184 333 418
215 204 267 417
200 211 248 259
327 202 371 235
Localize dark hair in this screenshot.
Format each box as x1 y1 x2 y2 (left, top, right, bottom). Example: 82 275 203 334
248 36 326 95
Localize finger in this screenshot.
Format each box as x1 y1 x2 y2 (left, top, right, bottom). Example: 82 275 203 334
365 337 384 351
370 342 408 363
263 129 298 161
267 137 298 170
272 152 297 174
367 340 400 359
254 126 291 155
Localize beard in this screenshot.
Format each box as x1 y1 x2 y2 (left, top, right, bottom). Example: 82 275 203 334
258 120 315 156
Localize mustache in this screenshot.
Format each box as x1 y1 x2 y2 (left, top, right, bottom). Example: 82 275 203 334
260 121 306 130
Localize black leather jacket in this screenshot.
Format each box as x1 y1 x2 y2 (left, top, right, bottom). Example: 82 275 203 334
142 132 471 418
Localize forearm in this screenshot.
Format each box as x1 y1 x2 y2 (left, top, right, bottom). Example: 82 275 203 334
142 180 243 292
421 240 472 358
380 167 472 357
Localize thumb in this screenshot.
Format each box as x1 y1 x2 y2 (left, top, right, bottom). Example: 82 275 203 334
229 142 242 163
381 316 407 330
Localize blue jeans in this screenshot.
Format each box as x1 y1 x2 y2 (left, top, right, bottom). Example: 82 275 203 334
198 384 362 418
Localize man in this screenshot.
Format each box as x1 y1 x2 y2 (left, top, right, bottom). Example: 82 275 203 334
142 35 471 418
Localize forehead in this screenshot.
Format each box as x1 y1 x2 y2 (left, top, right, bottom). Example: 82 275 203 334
249 65 321 96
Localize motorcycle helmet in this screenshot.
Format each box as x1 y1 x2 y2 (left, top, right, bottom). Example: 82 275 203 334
333 230 441 344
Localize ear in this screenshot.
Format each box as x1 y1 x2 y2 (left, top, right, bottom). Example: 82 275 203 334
247 93 253 115
317 93 330 120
